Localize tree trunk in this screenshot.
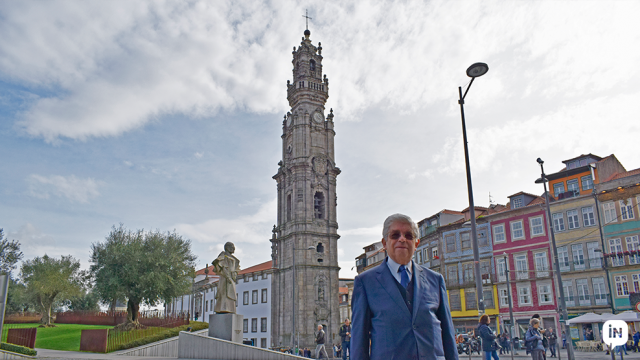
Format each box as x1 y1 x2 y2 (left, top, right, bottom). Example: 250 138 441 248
38 295 56 327
126 299 140 323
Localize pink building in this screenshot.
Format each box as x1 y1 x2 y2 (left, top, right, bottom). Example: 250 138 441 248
485 191 558 338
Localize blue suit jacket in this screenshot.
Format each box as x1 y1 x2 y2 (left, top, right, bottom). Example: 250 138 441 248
350 258 458 360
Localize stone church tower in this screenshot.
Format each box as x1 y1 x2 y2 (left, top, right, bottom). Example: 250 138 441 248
270 28 340 348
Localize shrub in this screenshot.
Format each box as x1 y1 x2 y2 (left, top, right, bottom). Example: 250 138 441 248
1 342 37 356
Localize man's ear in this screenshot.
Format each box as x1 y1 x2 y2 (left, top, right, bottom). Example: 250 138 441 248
381 237 387 247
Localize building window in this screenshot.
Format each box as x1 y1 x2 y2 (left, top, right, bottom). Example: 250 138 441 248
286 194 292 221
498 287 509 307
310 59 316 71
620 199 635 220
483 289 494 309
603 202 617 224
461 232 471 249
252 290 258 304
416 249 423 263
261 289 268 303
261 317 267 332
627 236 640 265
530 216 544 236
587 241 602 267
497 257 507 281
513 197 523 209
538 282 553 304
515 254 528 280
261 338 267 348
463 262 474 283
567 179 579 194
581 175 593 191
205 300 208 312
571 244 585 268
609 238 624 266
243 291 249 305
558 246 569 268
465 289 476 310
563 280 574 305
553 183 565 197
517 285 532 306
493 224 505 243
243 319 248 333
423 248 429 262
480 261 491 283
262 273 268 279
567 210 580 229
448 266 458 284
314 192 325 219
446 235 456 252
534 252 549 277
615 275 629 296
633 274 640 293
552 213 565 232
449 291 461 311
431 247 438 259
576 278 589 305
251 318 258 332
478 229 488 246
592 277 607 305
582 206 596 226
510 220 524 240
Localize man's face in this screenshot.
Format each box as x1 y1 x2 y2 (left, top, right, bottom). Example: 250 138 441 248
382 221 419 265
345 319 350 326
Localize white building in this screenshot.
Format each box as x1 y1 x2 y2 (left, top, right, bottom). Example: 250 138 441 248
166 260 274 349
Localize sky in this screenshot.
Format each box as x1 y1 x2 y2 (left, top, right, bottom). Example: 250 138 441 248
2 0 640 281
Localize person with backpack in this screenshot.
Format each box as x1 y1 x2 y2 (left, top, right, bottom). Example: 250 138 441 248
526 318 545 360
478 314 499 360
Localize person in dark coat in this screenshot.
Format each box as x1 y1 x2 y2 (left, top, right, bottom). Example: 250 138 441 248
478 314 499 360
546 328 557 357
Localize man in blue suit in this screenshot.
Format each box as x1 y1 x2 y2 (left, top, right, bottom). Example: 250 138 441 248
351 213 458 360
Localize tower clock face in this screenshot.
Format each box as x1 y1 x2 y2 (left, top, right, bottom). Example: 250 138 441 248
313 112 324 123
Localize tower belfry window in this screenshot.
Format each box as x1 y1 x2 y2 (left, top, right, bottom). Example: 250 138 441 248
310 59 316 71
314 192 325 219
287 194 292 221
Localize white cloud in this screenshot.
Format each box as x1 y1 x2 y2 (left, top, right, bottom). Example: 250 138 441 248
194 152 204 159
27 174 101 203
2 1 638 141
174 198 277 245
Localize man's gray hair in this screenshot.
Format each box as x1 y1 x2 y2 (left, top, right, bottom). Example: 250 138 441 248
530 318 540 326
382 214 419 240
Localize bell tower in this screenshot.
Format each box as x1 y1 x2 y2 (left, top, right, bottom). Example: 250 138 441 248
270 28 340 348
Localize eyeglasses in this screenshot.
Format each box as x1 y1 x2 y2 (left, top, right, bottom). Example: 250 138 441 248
388 231 416 241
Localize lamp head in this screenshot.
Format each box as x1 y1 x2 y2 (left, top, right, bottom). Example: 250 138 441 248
537 158 544 165
466 62 489 78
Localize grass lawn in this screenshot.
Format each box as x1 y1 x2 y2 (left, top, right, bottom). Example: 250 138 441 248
3 323 113 351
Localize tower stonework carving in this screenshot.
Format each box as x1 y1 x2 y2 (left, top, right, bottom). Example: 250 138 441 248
270 29 340 348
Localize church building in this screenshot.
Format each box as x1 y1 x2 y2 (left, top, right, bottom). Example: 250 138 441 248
270 27 341 349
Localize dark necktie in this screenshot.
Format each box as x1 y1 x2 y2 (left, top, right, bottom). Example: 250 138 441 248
398 265 410 289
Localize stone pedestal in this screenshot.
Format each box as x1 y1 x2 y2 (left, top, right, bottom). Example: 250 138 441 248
209 313 243 343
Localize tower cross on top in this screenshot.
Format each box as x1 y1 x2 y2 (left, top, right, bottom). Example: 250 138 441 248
302 9 312 30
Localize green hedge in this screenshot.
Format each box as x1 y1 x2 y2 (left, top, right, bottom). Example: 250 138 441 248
112 321 208 352
0 342 37 356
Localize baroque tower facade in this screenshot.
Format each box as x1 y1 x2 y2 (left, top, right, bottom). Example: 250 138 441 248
270 29 340 348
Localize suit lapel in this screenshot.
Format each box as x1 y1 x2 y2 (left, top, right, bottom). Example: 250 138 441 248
412 262 425 322
375 258 410 315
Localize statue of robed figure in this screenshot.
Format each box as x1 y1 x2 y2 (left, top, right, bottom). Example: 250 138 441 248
212 242 240 313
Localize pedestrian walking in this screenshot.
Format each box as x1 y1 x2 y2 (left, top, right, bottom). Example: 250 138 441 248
633 331 640 352
315 324 329 359
546 328 557 358
561 331 566 349
478 314 500 360
525 318 545 360
339 318 351 360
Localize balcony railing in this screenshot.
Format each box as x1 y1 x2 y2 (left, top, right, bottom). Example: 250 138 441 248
421 225 438 237
445 272 497 289
564 294 611 308
603 252 640 267
556 190 579 200
558 257 604 272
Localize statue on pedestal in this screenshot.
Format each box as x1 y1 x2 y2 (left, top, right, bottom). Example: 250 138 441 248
212 242 240 313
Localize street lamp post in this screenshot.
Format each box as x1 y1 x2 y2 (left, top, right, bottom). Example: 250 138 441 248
458 62 489 315
502 253 517 359
292 245 315 348
536 158 575 360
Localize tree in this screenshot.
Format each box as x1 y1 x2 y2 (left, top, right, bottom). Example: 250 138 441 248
6 279 34 313
91 225 196 329
0 229 24 276
19 255 86 326
68 290 100 312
